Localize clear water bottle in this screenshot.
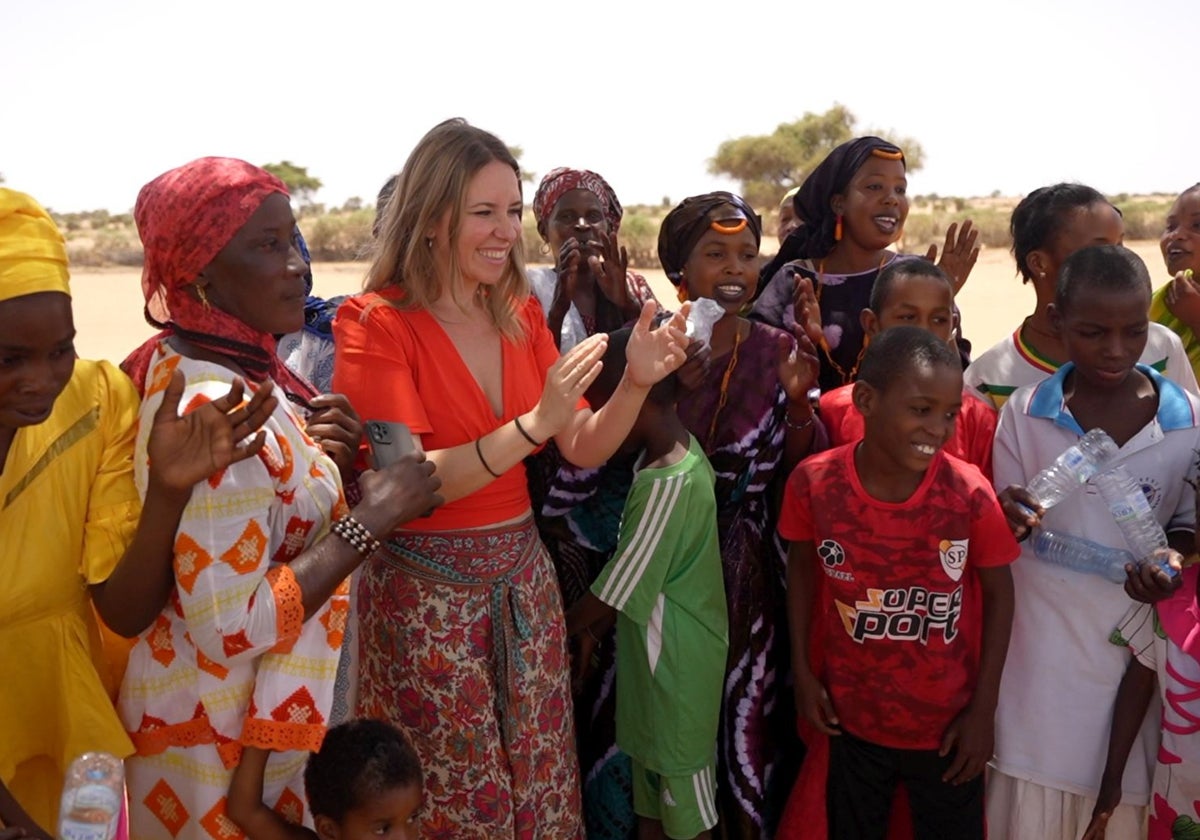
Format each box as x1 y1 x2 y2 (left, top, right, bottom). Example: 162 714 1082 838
1093 466 1179 577
57 752 124 840
1025 428 1119 510
1032 529 1134 584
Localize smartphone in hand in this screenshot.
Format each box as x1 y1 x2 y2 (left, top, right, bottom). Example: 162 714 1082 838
365 420 417 469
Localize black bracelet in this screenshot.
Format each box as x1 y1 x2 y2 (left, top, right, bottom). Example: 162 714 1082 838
476 436 502 478
514 416 543 447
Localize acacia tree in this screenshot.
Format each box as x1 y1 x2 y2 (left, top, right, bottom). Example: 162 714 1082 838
709 104 925 208
262 161 322 205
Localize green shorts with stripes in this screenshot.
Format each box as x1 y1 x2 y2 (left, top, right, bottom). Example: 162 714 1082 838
631 759 718 839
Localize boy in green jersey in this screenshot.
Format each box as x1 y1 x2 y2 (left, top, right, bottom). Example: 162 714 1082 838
567 325 729 840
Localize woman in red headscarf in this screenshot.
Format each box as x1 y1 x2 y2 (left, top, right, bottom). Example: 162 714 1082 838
117 158 444 839
528 167 658 352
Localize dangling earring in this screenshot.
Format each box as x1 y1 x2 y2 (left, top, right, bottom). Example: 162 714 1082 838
676 276 689 304
426 237 434 249
196 285 210 310
834 214 844 242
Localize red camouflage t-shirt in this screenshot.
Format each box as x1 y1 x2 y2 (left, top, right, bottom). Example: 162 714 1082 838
779 444 1018 749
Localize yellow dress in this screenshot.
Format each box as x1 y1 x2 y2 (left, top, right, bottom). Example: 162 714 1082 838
0 359 139 829
1151 284 1200 382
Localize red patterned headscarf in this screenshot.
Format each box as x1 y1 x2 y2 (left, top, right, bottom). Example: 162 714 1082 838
531 167 623 237
121 157 317 400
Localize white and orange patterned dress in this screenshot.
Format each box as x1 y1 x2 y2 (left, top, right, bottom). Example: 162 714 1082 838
118 345 350 840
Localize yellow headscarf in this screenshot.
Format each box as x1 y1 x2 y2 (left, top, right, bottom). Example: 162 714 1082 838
0 187 71 302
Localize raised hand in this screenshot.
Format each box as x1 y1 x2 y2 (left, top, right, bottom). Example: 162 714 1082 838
624 301 689 388
533 333 609 437
305 393 363 482
924 220 980 293
792 274 824 347
777 325 820 403
589 230 635 315
147 370 277 494
1164 269 1200 332
551 238 583 309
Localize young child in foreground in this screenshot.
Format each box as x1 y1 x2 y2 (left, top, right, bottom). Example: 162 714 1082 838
227 719 422 840
782 326 1018 839
566 325 729 840
990 244 1197 839
1083 546 1200 839
818 258 996 477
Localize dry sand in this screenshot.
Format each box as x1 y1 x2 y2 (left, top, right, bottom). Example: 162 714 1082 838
69 241 1167 368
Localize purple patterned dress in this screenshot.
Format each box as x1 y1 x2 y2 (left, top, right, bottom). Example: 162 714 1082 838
676 320 802 838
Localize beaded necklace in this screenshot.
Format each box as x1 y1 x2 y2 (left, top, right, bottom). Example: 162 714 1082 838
707 321 745 448
813 254 890 386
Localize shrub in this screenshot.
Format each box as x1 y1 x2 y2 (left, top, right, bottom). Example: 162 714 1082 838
305 210 375 262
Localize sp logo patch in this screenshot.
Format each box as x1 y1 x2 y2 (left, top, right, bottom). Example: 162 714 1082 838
939 539 968 582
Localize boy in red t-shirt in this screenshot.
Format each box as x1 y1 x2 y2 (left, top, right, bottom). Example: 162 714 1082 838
782 326 1018 839
818 257 996 478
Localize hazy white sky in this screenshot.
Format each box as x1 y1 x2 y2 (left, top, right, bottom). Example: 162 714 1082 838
3 0 1195 213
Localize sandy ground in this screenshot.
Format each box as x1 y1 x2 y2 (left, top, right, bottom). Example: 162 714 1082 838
69 241 1167 368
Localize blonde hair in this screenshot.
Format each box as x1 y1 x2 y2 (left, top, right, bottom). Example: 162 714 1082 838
365 118 529 339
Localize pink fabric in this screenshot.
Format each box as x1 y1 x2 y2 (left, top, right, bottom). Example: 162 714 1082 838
1157 566 1200 659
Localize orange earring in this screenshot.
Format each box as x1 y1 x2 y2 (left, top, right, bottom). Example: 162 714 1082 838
834 215 843 241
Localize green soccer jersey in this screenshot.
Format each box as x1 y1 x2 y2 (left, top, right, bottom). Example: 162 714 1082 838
592 435 729 776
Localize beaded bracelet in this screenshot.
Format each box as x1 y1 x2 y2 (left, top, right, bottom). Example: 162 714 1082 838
514 416 542 447
331 515 381 558
783 410 816 432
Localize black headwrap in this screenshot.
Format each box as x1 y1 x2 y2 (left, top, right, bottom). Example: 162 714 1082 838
657 191 762 285
757 136 904 286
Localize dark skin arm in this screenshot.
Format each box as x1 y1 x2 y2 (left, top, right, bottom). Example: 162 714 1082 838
939 563 1014 784
0 779 51 840
227 747 317 840
564 591 617 692
787 539 840 735
90 371 277 637
1082 658 1156 840
291 452 442 619
777 325 821 473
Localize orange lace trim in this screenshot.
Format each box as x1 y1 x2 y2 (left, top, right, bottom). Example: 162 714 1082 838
241 719 326 754
266 566 303 653
129 717 215 756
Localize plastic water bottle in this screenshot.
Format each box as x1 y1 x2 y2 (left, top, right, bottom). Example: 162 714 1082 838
1025 428 1119 510
1032 529 1134 584
57 753 124 840
1093 466 1179 577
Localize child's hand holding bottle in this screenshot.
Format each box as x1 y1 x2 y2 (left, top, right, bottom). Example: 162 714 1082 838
996 486 1043 541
